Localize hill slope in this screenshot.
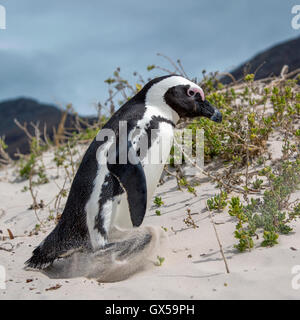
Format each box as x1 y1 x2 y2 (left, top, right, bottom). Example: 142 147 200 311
0 98 93 158
221 36 300 83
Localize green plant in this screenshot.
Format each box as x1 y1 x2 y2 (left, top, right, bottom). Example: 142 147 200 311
187 185 196 195
228 197 254 252
19 154 36 179
155 256 165 266
36 166 49 185
252 178 263 190
154 196 164 207
207 191 228 211
54 146 67 167
75 127 99 141
228 159 300 251
261 231 279 247
0 137 8 150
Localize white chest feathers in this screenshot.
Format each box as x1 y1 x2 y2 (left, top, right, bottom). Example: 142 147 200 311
112 119 175 230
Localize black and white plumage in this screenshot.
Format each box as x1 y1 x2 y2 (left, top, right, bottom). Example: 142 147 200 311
25 75 222 269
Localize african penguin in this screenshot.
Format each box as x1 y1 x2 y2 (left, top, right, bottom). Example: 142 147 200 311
25 75 222 269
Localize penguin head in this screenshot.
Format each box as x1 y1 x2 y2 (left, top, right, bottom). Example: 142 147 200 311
144 75 222 123
163 76 222 122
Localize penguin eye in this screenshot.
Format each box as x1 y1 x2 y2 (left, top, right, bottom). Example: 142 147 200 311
187 88 196 97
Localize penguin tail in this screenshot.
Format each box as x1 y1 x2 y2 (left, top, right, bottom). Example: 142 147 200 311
25 232 87 270
25 243 57 270
25 222 85 270
25 222 66 269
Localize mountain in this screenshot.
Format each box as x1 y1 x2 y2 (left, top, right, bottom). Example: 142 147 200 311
0 98 94 159
221 36 300 83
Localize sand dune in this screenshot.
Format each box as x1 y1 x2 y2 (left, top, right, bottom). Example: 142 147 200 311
0 146 300 300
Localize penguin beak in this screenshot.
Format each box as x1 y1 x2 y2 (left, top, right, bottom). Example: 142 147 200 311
198 100 222 123
210 108 223 123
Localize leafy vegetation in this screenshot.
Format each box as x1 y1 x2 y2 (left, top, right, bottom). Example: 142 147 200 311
154 196 164 207
207 191 228 211
227 159 300 251
155 255 165 266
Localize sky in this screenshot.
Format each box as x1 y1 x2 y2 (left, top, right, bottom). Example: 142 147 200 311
0 0 299 115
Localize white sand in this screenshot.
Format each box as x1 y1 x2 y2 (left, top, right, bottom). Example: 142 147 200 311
0 146 300 300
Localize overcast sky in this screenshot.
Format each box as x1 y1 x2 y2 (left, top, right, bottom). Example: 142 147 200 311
0 0 299 115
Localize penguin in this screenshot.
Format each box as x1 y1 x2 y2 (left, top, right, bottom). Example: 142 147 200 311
25 75 222 269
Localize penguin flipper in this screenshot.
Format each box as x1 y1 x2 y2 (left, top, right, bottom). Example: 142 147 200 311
107 142 147 227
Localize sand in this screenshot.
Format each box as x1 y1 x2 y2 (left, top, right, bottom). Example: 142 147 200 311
0 146 300 300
